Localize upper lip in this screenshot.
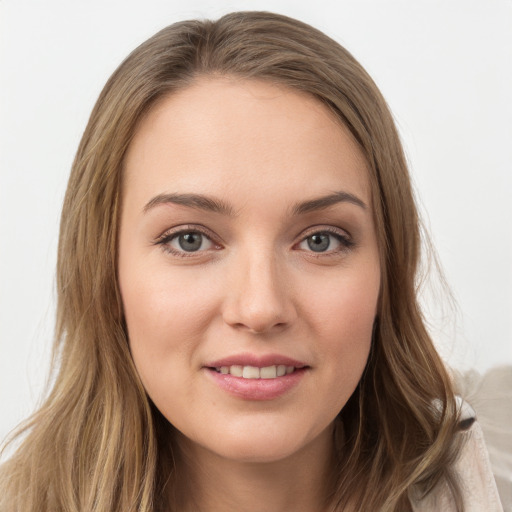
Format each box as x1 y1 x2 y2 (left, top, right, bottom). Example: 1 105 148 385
205 353 308 368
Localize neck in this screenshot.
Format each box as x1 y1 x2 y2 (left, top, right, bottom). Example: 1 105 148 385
172 426 336 512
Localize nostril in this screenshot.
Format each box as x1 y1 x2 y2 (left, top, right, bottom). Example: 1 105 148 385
221 271 297 333
242 320 289 334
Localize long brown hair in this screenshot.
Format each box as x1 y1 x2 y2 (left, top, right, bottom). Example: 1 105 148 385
0 11 463 511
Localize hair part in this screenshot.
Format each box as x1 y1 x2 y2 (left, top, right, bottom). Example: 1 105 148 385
1 11 463 512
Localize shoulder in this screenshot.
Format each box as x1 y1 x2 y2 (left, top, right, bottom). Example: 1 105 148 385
454 366 512 512
411 398 504 512
453 412 504 511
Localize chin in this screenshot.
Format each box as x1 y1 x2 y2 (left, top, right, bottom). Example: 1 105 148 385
208 437 306 464
192 420 333 465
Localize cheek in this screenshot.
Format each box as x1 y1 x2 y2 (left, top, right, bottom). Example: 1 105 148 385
304 263 379 336
119 262 227 424
118 255 220 377
300 264 379 394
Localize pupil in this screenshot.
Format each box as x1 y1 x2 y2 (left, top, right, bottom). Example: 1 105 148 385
179 233 202 251
307 234 330 252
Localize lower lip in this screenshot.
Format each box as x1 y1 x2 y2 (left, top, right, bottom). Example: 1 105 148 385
205 368 308 401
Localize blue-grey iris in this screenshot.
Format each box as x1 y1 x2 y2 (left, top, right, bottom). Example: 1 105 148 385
179 233 202 252
307 234 330 252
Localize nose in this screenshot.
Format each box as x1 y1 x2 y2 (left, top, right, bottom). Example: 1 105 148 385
222 250 297 334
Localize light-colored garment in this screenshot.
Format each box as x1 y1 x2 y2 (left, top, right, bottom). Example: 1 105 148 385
411 410 503 511
455 366 512 511
411 365 512 511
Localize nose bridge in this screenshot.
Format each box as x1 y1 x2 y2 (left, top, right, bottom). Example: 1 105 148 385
223 242 294 333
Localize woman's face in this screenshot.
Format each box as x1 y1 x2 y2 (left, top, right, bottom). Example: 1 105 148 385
119 78 380 463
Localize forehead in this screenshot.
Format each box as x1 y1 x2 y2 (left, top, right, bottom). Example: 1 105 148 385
123 77 371 210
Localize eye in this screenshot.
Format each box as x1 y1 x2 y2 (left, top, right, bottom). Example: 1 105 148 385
171 232 211 252
156 227 219 256
297 229 354 254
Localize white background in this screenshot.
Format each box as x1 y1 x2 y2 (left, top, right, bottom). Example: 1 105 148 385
1 0 511 441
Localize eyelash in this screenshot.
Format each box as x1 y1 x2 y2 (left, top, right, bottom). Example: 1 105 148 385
154 225 355 258
296 227 355 257
154 225 220 258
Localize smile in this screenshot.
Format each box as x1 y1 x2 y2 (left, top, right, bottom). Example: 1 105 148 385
213 365 297 379
204 354 309 400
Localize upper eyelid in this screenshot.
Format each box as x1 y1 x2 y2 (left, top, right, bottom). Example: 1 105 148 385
298 225 351 240
156 224 219 244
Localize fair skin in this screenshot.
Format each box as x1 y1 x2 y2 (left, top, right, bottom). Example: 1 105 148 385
119 77 381 512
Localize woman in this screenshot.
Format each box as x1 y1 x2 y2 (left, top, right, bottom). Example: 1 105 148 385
0 11 502 512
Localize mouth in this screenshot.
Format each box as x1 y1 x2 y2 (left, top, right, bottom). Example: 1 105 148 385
210 364 300 379
204 356 309 400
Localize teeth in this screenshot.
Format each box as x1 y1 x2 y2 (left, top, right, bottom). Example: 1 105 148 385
215 364 298 379
260 366 277 379
230 365 243 377
242 366 260 379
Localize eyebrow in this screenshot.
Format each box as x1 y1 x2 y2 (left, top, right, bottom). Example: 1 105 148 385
143 193 236 216
143 190 367 216
291 191 367 214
